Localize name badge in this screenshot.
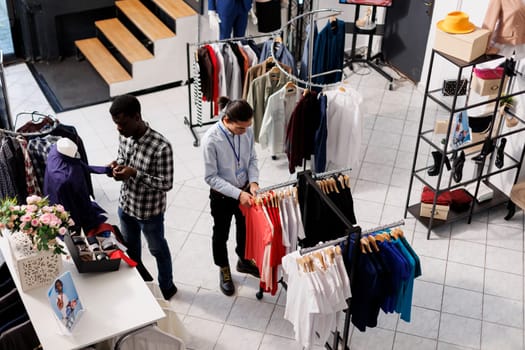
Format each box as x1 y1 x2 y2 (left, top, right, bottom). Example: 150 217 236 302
236 167 247 184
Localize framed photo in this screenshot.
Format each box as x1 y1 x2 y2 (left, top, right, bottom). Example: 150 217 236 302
450 111 472 149
338 0 393 6
48 271 85 333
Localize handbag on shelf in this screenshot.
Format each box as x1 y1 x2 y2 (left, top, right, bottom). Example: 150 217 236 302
442 79 467 96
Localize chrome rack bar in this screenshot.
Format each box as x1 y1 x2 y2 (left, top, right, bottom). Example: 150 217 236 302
299 219 405 255
313 167 352 179
256 178 298 194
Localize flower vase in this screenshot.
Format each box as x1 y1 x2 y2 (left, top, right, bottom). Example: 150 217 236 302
8 231 63 291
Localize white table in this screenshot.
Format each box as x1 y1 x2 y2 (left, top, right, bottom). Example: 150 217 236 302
0 236 165 350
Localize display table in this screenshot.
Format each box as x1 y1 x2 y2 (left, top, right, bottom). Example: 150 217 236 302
0 236 165 350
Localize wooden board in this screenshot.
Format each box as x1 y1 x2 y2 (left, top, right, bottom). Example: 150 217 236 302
116 0 175 42
152 0 197 19
95 18 153 63
75 38 132 84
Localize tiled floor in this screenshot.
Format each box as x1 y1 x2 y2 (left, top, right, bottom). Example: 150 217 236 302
4 60 525 350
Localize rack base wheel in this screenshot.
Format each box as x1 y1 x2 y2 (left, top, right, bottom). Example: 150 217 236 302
505 201 516 221
388 83 394 91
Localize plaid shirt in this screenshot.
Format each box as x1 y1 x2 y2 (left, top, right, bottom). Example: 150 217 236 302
117 125 173 219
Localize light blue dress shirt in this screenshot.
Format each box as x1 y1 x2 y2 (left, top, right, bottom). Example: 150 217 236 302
202 119 259 199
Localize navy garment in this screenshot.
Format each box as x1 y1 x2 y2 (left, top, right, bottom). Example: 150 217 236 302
260 39 297 76
209 0 251 39
377 239 410 314
43 145 106 234
312 19 346 85
314 94 328 172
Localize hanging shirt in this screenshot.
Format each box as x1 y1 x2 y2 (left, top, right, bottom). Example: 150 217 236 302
300 24 319 82
314 93 328 172
247 69 290 142
240 203 273 279
324 86 363 171
202 118 259 200
242 60 293 99
259 85 304 156
210 44 227 99
221 43 243 99
313 19 346 85
259 39 297 75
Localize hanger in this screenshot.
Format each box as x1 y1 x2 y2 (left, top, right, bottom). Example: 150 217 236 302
338 85 346 93
313 251 327 271
274 36 283 44
335 245 342 256
367 235 380 252
330 178 340 194
270 65 281 74
285 81 296 93
360 237 372 254
303 88 310 97
324 247 336 265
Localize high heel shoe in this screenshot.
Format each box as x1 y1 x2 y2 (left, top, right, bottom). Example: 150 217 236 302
495 138 506 169
452 151 465 183
428 151 451 176
472 139 496 163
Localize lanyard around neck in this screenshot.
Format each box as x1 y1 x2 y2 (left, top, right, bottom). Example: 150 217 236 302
218 123 241 167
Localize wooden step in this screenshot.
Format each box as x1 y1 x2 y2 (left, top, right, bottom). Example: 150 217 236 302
95 18 153 63
116 0 175 42
75 38 132 84
152 0 196 19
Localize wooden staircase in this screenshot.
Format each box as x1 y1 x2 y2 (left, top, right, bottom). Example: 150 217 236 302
75 0 197 96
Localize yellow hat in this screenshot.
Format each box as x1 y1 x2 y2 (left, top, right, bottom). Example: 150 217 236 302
437 11 475 34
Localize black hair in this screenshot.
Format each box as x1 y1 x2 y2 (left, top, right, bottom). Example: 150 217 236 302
55 279 63 292
218 96 253 123
109 94 141 118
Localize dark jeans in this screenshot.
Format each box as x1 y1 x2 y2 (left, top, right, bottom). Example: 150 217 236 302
118 207 174 291
209 190 246 268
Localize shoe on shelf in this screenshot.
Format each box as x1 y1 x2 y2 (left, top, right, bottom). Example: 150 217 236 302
161 284 178 300
428 151 451 176
495 137 507 169
219 266 235 296
472 139 496 163
236 259 260 278
452 151 466 183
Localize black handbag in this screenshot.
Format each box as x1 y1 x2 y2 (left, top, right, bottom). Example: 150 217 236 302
442 79 467 96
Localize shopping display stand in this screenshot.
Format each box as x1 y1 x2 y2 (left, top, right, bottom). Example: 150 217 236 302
344 4 395 90
404 50 525 239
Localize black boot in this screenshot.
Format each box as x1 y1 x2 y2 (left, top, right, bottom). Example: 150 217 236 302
219 266 235 296
495 138 507 169
452 151 466 183
428 151 451 176
472 139 496 163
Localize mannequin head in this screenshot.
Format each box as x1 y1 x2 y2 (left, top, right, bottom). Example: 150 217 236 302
56 138 78 158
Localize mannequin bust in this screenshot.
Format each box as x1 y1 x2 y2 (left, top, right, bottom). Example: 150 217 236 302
56 137 78 158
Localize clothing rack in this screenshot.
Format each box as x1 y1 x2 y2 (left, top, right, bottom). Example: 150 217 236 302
255 166 352 194
0 112 59 138
299 219 405 255
184 32 278 147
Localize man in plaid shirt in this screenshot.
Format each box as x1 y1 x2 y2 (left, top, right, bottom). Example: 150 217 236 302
109 94 177 300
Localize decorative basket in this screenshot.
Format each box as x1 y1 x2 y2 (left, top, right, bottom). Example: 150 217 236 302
8 231 63 291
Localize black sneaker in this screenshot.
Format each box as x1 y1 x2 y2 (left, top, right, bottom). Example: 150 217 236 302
161 284 178 300
220 267 235 296
236 259 260 278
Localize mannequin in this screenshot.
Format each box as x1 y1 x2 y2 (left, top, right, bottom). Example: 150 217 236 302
208 0 253 39
56 137 78 158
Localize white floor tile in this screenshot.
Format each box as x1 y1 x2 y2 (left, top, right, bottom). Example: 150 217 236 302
265 305 295 339
226 296 274 332
418 256 447 285
354 179 390 203
447 239 486 267
438 313 481 349
481 322 523 350
350 327 395 350
450 220 487 244
374 116 405 134
187 288 234 323
168 283 198 316
445 262 485 293
485 246 523 275
486 224 523 251
214 324 264 350
442 286 482 319
484 269 523 301
183 315 223 350
483 294 523 328
437 342 473 350
363 145 398 166
396 306 440 339
393 332 437 350
412 280 443 311
412 233 450 260
258 334 303 350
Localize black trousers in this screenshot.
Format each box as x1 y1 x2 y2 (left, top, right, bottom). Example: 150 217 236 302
209 189 246 268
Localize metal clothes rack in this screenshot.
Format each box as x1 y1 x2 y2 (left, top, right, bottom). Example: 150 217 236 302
184 32 278 147
298 218 405 350
255 166 352 194
184 8 348 147
0 112 59 138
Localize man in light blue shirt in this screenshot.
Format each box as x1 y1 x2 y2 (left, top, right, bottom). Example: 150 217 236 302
202 97 260 296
